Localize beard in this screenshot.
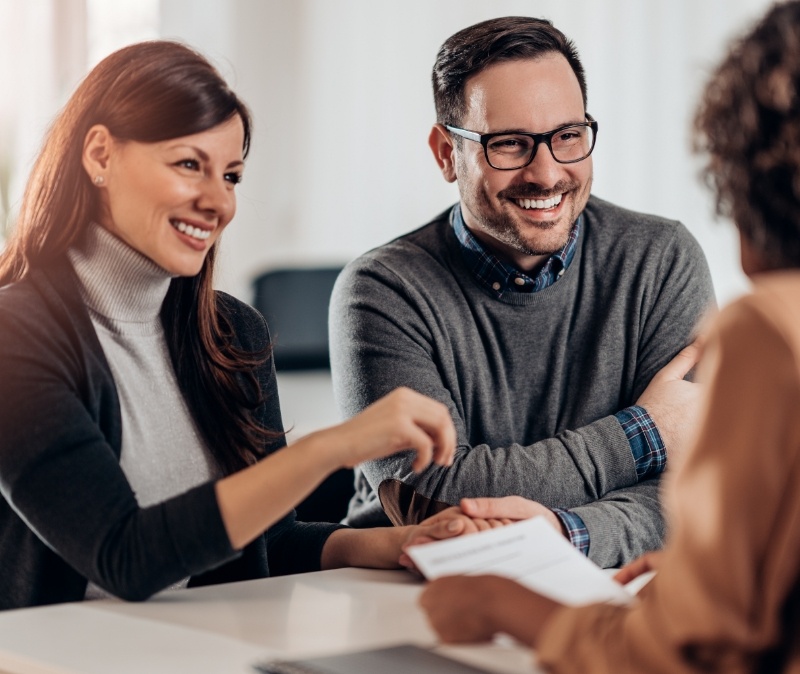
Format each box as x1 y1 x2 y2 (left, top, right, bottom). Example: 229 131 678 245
473 208 564 257
464 178 586 256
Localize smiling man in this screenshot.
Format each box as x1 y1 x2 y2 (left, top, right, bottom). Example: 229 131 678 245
329 17 714 567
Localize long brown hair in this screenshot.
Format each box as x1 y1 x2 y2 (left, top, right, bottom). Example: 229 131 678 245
0 40 277 474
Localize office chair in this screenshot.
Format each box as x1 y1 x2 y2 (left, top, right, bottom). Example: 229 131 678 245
252 267 344 371
252 266 355 523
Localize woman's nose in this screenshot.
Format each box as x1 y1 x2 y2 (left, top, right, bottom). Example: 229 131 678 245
197 176 235 220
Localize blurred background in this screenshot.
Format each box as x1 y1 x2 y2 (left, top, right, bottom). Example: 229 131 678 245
0 0 776 441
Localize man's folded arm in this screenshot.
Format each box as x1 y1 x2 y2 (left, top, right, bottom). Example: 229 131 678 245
566 478 664 568
360 418 641 518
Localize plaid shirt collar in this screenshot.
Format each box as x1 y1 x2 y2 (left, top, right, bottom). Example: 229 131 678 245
452 204 581 298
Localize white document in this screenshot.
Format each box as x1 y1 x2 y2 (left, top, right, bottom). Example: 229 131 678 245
407 516 633 606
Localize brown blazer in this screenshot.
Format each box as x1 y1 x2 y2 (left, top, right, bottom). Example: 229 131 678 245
536 272 800 673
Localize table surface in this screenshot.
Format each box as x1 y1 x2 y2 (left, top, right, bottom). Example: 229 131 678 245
0 568 544 674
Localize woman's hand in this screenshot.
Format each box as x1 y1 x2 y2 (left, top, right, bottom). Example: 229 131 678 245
397 507 496 570
322 387 456 472
613 550 663 585
321 512 475 571
420 575 562 646
218 387 455 553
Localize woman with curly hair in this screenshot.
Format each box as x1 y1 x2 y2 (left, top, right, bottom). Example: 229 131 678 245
0 40 471 611
420 2 800 671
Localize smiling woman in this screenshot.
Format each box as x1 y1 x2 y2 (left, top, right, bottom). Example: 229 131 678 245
0 40 471 611
84 116 244 276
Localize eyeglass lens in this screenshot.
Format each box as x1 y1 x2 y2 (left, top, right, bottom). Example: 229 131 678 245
486 125 595 169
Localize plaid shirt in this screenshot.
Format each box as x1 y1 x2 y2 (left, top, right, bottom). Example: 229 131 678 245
452 204 580 295
452 205 666 556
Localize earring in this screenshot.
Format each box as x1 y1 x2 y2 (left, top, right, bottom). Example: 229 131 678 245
94 175 105 186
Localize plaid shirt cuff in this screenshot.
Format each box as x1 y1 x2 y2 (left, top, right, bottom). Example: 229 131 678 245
615 405 667 480
552 508 589 556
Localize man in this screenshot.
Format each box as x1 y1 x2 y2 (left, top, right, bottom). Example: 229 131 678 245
421 4 800 669
329 16 713 567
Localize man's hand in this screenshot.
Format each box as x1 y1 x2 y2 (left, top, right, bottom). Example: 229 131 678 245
459 496 567 537
635 343 703 466
398 507 499 569
420 575 562 646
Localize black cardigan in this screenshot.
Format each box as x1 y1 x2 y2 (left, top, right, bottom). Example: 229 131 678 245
0 257 340 610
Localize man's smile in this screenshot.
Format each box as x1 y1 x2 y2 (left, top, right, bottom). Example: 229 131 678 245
514 193 563 210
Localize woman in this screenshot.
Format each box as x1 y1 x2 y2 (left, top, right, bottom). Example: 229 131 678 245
0 40 467 610
421 2 800 671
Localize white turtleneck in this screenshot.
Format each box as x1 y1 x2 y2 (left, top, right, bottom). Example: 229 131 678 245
68 224 221 599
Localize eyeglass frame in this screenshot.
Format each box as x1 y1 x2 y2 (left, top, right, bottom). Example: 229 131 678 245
445 114 598 170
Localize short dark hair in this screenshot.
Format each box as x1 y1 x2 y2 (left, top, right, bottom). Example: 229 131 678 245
432 16 588 127
695 0 800 268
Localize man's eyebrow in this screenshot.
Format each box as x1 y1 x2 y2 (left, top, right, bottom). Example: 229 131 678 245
489 120 587 134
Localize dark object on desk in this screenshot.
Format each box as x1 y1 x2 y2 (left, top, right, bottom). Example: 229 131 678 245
252 266 343 371
252 266 353 523
253 644 495 674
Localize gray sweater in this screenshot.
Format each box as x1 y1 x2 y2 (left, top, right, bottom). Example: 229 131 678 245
330 195 714 567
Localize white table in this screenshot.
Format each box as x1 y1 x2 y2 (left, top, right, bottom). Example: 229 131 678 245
0 568 543 674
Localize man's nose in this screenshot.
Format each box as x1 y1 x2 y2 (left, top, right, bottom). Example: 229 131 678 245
518 141 563 186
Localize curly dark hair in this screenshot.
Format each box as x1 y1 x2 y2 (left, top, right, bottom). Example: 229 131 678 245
695 0 800 267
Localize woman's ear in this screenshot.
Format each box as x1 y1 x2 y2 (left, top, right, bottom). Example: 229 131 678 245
428 124 458 183
82 125 113 186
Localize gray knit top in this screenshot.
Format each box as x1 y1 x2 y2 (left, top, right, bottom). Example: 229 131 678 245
68 224 219 598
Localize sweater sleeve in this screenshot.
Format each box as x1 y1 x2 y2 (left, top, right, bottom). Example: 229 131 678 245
568 479 664 568
0 295 239 602
561 221 714 566
535 295 800 673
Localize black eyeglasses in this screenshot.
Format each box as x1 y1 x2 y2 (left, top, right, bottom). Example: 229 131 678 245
445 115 598 170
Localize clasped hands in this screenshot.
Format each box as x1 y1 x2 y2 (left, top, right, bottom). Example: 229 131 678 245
395 496 568 647
399 496 662 647
398 495 566 569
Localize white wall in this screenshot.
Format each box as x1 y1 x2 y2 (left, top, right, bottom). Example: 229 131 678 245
159 0 773 307
0 0 778 436
1 0 777 306
0 1 85 233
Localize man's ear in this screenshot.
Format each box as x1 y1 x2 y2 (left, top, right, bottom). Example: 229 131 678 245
428 124 458 183
82 124 113 184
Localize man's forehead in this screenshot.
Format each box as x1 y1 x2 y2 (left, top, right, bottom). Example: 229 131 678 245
462 54 585 132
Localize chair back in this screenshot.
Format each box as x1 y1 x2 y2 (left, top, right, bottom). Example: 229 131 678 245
252 267 343 371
